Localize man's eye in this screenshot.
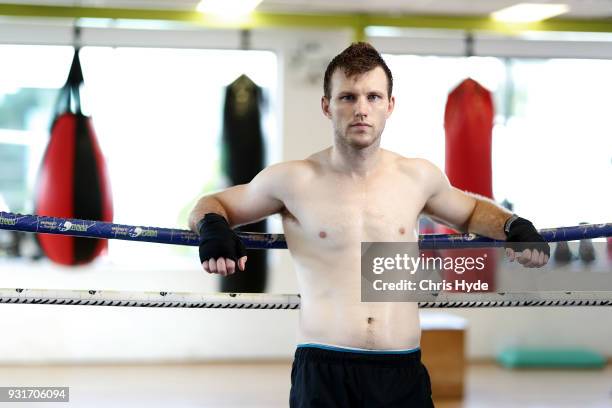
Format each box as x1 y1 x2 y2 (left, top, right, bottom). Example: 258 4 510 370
340 95 354 101
368 95 381 101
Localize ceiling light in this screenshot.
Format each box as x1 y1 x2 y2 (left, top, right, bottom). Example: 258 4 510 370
491 3 570 23
196 0 263 18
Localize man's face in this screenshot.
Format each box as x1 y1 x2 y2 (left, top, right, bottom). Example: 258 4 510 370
322 66 395 149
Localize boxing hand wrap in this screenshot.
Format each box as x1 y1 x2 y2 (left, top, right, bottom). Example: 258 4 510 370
197 213 247 264
504 216 550 257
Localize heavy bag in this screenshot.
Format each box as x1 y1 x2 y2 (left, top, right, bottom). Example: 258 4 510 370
220 74 267 293
441 78 496 289
35 49 113 265
444 78 494 197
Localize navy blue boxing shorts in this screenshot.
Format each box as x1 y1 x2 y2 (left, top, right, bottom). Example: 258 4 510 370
290 344 434 407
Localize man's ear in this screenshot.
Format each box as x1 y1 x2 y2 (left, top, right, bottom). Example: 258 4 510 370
321 96 332 119
386 95 395 117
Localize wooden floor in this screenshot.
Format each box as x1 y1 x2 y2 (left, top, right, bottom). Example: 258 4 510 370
0 362 611 407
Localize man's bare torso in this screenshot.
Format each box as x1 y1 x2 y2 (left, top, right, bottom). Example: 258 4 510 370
279 148 431 350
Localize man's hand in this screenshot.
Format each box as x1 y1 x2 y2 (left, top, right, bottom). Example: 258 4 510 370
504 216 550 268
197 213 248 276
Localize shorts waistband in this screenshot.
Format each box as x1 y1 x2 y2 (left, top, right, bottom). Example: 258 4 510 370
294 343 421 366
298 343 420 354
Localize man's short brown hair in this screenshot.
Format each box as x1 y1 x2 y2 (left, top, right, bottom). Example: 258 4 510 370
323 42 393 100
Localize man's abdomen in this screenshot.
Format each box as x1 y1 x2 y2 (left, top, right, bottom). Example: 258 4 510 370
297 298 421 350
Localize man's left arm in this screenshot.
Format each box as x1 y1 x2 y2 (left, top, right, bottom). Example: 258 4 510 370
419 160 549 268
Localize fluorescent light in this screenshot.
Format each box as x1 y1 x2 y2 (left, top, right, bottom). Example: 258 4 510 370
491 3 570 23
196 0 263 18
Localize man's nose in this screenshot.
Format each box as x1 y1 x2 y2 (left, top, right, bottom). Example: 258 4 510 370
354 96 369 117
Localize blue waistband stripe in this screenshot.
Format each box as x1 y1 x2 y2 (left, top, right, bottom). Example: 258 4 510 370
297 343 420 355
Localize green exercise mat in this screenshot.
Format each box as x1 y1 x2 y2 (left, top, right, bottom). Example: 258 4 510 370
497 347 606 368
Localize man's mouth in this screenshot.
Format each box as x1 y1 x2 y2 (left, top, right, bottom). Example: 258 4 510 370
349 123 371 128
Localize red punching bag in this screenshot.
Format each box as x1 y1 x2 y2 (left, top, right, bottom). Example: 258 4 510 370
444 78 494 198
441 78 496 289
35 49 113 265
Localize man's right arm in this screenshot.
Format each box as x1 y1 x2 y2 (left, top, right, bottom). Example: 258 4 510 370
188 163 289 275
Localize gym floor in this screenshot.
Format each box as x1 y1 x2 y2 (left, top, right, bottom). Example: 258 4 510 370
1 361 610 407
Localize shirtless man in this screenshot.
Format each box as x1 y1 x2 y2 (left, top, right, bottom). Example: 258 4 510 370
188 43 549 407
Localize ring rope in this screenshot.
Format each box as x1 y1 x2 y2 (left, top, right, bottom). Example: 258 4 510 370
1 288 611 309
1 212 611 249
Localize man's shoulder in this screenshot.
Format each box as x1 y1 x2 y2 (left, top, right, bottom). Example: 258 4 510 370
389 152 442 180
261 158 320 183
387 154 448 200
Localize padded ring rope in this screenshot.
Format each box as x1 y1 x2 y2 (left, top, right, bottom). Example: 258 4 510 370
1 212 610 249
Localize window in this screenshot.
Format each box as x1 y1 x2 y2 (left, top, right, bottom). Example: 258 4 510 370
0 45 278 266
0 45 74 212
382 54 611 228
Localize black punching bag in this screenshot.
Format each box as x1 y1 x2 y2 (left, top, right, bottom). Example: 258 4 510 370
220 74 267 293
35 48 113 265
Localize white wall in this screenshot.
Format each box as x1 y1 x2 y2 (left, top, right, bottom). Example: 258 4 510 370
0 21 611 363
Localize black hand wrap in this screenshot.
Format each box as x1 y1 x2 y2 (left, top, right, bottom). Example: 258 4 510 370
197 213 247 264
504 217 550 257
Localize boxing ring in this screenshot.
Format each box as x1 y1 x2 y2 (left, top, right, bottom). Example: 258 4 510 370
1 211 611 309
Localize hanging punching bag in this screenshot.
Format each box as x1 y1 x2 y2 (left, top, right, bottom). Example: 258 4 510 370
220 74 267 293
35 48 113 265
444 78 494 197
441 78 496 289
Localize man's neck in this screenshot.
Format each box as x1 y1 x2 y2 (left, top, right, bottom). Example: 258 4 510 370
329 141 382 178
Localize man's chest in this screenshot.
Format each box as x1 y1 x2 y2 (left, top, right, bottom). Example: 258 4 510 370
281 176 427 245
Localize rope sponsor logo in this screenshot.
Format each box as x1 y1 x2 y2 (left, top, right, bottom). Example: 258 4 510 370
39 220 58 230
59 221 89 232
0 215 16 226
128 227 157 238
111 226 157 238
112 226 129 236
